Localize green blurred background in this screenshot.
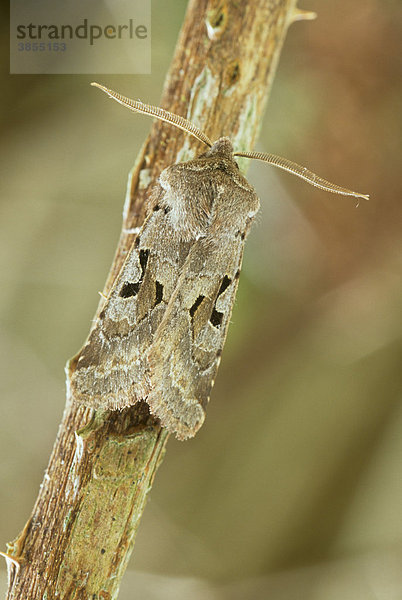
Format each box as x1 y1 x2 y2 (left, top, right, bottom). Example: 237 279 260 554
1 1 402 598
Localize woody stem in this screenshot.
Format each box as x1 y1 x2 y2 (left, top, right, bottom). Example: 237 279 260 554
5 1 303 598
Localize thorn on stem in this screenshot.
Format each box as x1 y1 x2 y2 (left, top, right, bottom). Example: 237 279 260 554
290 8 317 24
0 550 21 575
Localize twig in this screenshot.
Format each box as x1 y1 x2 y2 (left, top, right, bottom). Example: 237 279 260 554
5 1 306 597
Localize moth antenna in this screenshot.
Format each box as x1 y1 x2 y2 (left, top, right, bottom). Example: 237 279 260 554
91 82 213 148
234 151 369 201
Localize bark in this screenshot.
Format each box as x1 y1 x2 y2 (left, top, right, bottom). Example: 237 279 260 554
5 1 313 598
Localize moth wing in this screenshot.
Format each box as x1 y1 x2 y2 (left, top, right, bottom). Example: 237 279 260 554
146 234 245 440
68 158 218 412
69 203 191 410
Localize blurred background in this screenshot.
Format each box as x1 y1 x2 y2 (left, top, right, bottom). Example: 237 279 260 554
1 0 401 598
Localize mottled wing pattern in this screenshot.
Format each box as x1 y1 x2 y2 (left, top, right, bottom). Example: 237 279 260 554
146 233 246 439
69 186 192 410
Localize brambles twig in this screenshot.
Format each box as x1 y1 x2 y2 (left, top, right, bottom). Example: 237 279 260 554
5 1 305 597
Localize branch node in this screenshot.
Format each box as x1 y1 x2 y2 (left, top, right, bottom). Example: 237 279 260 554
290 7 317 24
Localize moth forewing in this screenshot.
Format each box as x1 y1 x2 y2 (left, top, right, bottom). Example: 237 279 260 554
69 197 193 410
146 231 256 441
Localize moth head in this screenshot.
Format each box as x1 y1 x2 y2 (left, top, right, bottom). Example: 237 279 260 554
204 137 233 159
91 82 369 202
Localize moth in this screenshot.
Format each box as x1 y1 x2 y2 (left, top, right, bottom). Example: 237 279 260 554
69 83 368 440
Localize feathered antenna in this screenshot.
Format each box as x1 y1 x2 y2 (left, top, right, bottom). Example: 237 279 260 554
91 83 369 201
234 151 369 201
91 82 212 148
